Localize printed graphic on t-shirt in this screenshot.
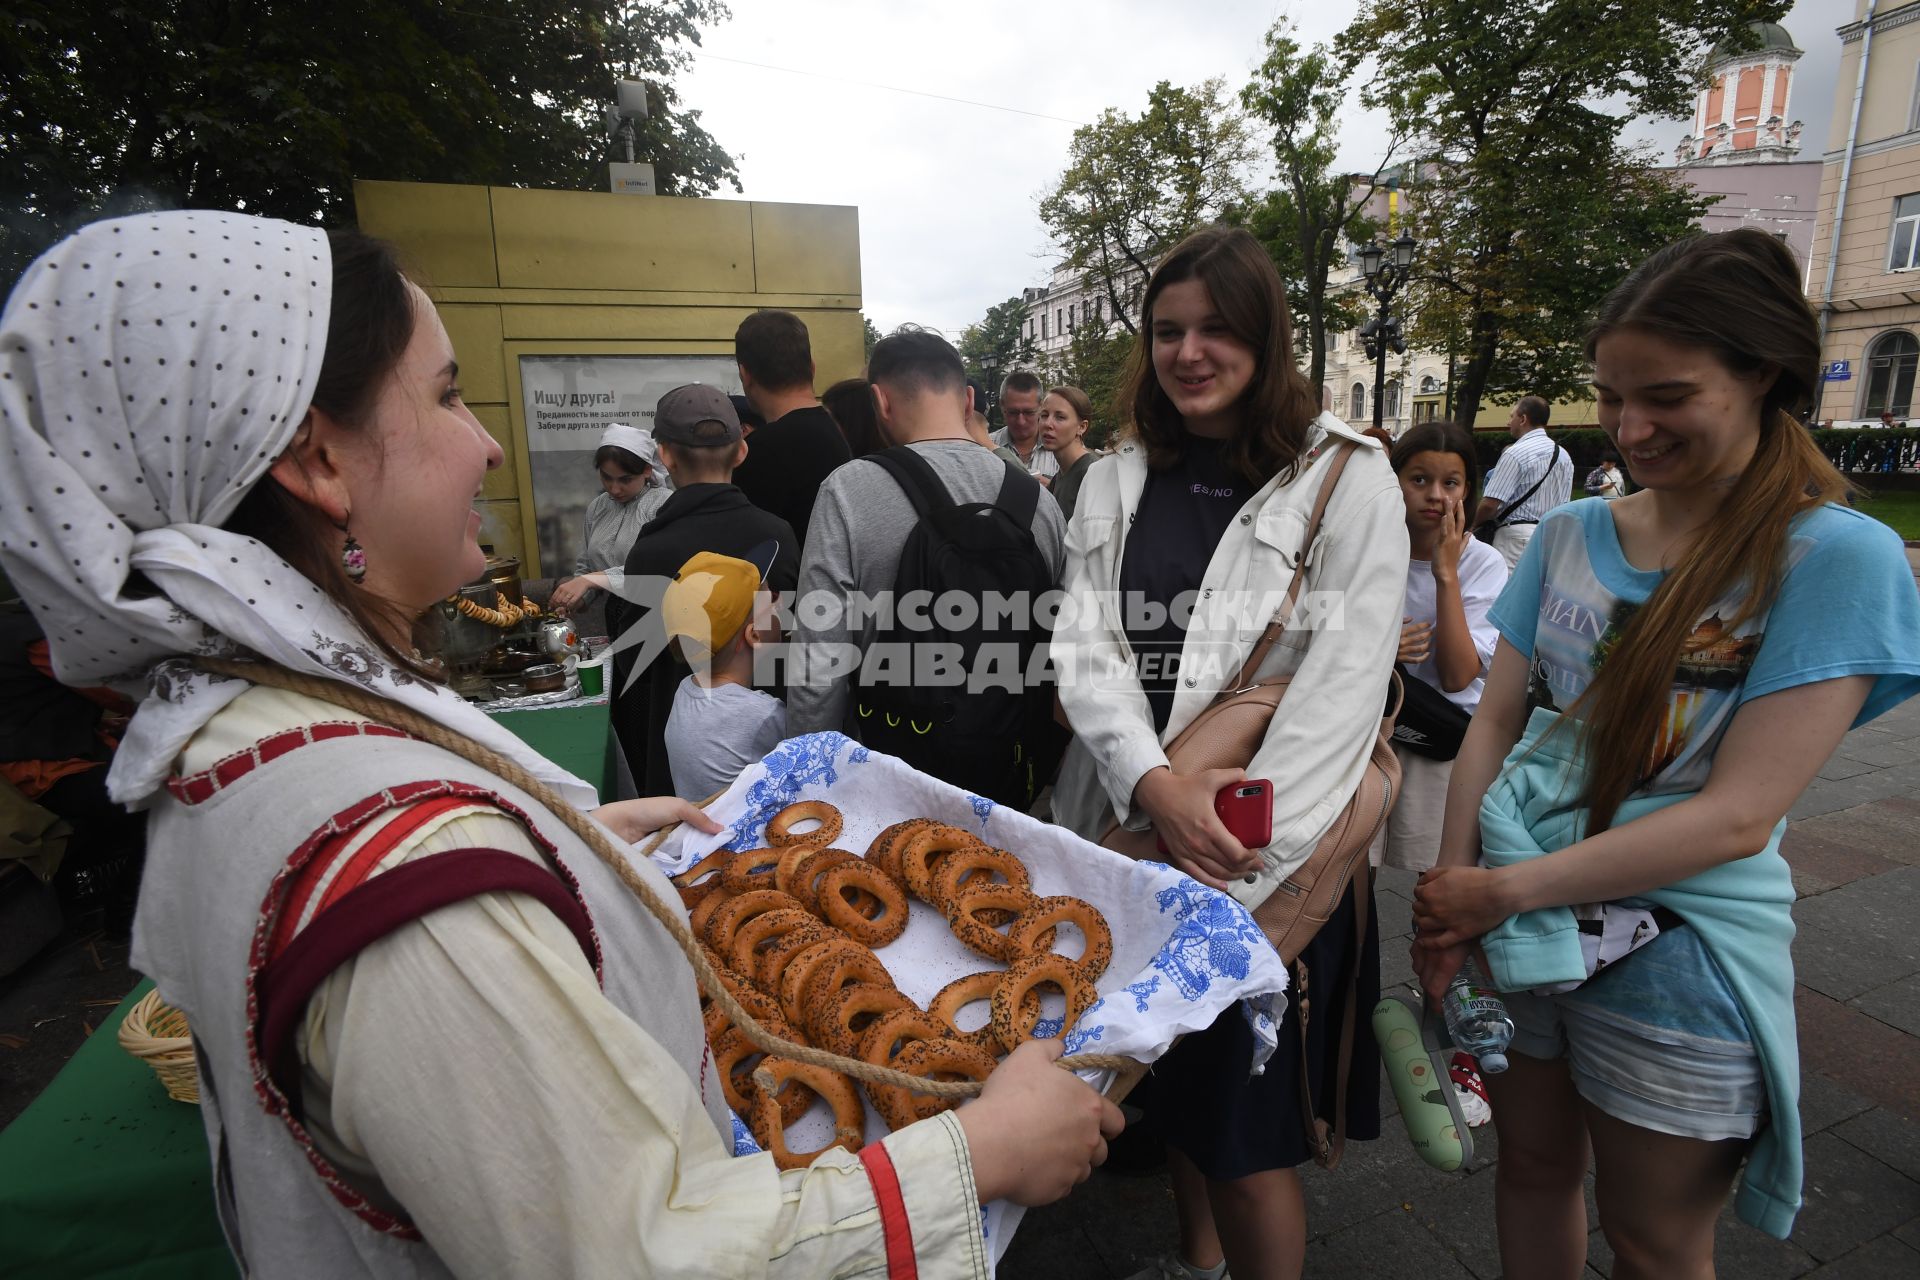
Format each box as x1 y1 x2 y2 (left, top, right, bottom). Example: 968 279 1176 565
1524 537 1767 793
1494 500 1920 802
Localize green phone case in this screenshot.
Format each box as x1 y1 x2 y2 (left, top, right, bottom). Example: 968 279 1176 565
1373 993 1475 1172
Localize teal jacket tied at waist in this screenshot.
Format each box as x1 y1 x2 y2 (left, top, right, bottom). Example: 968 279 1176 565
1477 706 1801 1239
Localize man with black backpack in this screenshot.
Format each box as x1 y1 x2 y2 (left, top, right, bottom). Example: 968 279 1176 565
786 327 1067 807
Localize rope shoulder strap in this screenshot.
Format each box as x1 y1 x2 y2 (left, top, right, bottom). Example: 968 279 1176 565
193 657 1136 1098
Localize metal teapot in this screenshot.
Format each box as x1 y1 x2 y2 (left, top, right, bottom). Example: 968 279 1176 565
537 618 580 661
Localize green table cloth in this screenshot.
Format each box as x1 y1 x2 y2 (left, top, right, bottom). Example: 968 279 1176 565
0 980 238 1279
0 701 617 1279
485 691 616 800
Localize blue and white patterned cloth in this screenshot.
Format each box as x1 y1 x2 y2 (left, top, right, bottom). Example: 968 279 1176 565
646 732 1290 1269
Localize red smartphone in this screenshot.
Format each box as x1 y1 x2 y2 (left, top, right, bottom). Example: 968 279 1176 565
1156 779 1274 854
1216 780 1274 848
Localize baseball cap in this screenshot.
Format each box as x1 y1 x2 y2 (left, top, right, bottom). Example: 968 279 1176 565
660 541 780 662
654 383 743 446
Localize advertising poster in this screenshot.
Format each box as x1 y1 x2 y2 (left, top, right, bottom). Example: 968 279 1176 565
519 354 741 578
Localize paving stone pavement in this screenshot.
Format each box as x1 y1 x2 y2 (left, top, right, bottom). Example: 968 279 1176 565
1002 696 1920 1280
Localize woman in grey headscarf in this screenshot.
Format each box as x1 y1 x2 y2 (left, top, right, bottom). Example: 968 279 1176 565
0 211 1117 1279
547 422 670 618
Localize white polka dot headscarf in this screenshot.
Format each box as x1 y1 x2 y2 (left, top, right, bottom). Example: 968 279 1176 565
0 211 597 808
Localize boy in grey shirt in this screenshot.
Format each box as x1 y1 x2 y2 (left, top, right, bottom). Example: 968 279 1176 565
660 547 787 801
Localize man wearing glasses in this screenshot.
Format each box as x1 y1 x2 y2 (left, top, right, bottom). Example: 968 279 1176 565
988 370 1060 480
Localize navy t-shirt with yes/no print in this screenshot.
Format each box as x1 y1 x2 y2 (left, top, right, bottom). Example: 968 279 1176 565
1121 435 1248 733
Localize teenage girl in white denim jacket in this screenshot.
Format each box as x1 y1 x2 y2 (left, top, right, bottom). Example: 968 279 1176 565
1049 227 1406 1280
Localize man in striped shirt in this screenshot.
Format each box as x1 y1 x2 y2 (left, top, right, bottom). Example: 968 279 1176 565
1476 395 1574 570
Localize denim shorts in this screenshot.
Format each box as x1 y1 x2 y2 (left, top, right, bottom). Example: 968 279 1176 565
1502 926 1765 1142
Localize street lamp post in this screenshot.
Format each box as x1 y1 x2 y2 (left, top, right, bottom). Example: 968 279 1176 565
1358 230 1417 435
980 354 1001 426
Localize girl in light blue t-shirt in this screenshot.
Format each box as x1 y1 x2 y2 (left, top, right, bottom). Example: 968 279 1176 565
1410 229 1920 1269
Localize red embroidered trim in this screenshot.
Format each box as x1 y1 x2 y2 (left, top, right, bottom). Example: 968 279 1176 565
859 1142 918 1280
242 779 605 1240
257 848 602 1115
268 794 477 961
167 721 410 805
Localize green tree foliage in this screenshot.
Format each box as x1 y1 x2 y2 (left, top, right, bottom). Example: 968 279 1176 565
0 1 740 287
1237 20 1394 394
1038 79 1257 335
958 295 1040 417
1338 0 1783 423
862 314 881 360
1045 325 1135 450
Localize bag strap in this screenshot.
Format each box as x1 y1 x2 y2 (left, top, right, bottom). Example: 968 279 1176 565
1488 441 1565 529
1222 442 1357 697
1294 855 1369 1170
868 446 1043 532
866 446 958 525
992 455 1043 529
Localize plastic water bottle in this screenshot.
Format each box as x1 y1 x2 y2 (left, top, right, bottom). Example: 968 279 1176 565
1441 957 1514 1073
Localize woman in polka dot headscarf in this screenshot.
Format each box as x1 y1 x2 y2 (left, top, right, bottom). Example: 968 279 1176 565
0 213 1119 1278
0 213 605 810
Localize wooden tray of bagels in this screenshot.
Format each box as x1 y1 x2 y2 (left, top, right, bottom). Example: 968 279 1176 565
645 733 1291 1188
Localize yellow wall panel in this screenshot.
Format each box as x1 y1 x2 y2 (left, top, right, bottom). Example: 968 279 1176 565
476 498 524 564
490 188 755 292
438 305 507 404
434 287 861 309
805 309 867 386
470 404 519 500
751 203 862 296
358 181 862 577
502 304 755 342
354 181 498 288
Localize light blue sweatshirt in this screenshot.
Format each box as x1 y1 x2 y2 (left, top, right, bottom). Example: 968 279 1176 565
1478 707 1801 1239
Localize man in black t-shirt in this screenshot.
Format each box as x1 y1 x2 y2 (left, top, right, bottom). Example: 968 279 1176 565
729 310 852 554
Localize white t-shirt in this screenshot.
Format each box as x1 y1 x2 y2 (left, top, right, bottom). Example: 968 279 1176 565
1403 537 1509 713
664 677 788 800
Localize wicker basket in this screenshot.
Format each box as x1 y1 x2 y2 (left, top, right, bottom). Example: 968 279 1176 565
117 988 200 1104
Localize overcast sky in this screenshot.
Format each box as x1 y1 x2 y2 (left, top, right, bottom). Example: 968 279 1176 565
674 0 1843 340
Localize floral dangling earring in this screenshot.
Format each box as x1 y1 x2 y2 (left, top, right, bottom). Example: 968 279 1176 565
339 518 368 584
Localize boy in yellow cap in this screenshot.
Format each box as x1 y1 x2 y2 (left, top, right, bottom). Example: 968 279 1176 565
659 545 787 800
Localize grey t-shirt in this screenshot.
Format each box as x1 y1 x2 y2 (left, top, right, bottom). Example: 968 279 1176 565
663 677 787 801
788 440 1067 734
